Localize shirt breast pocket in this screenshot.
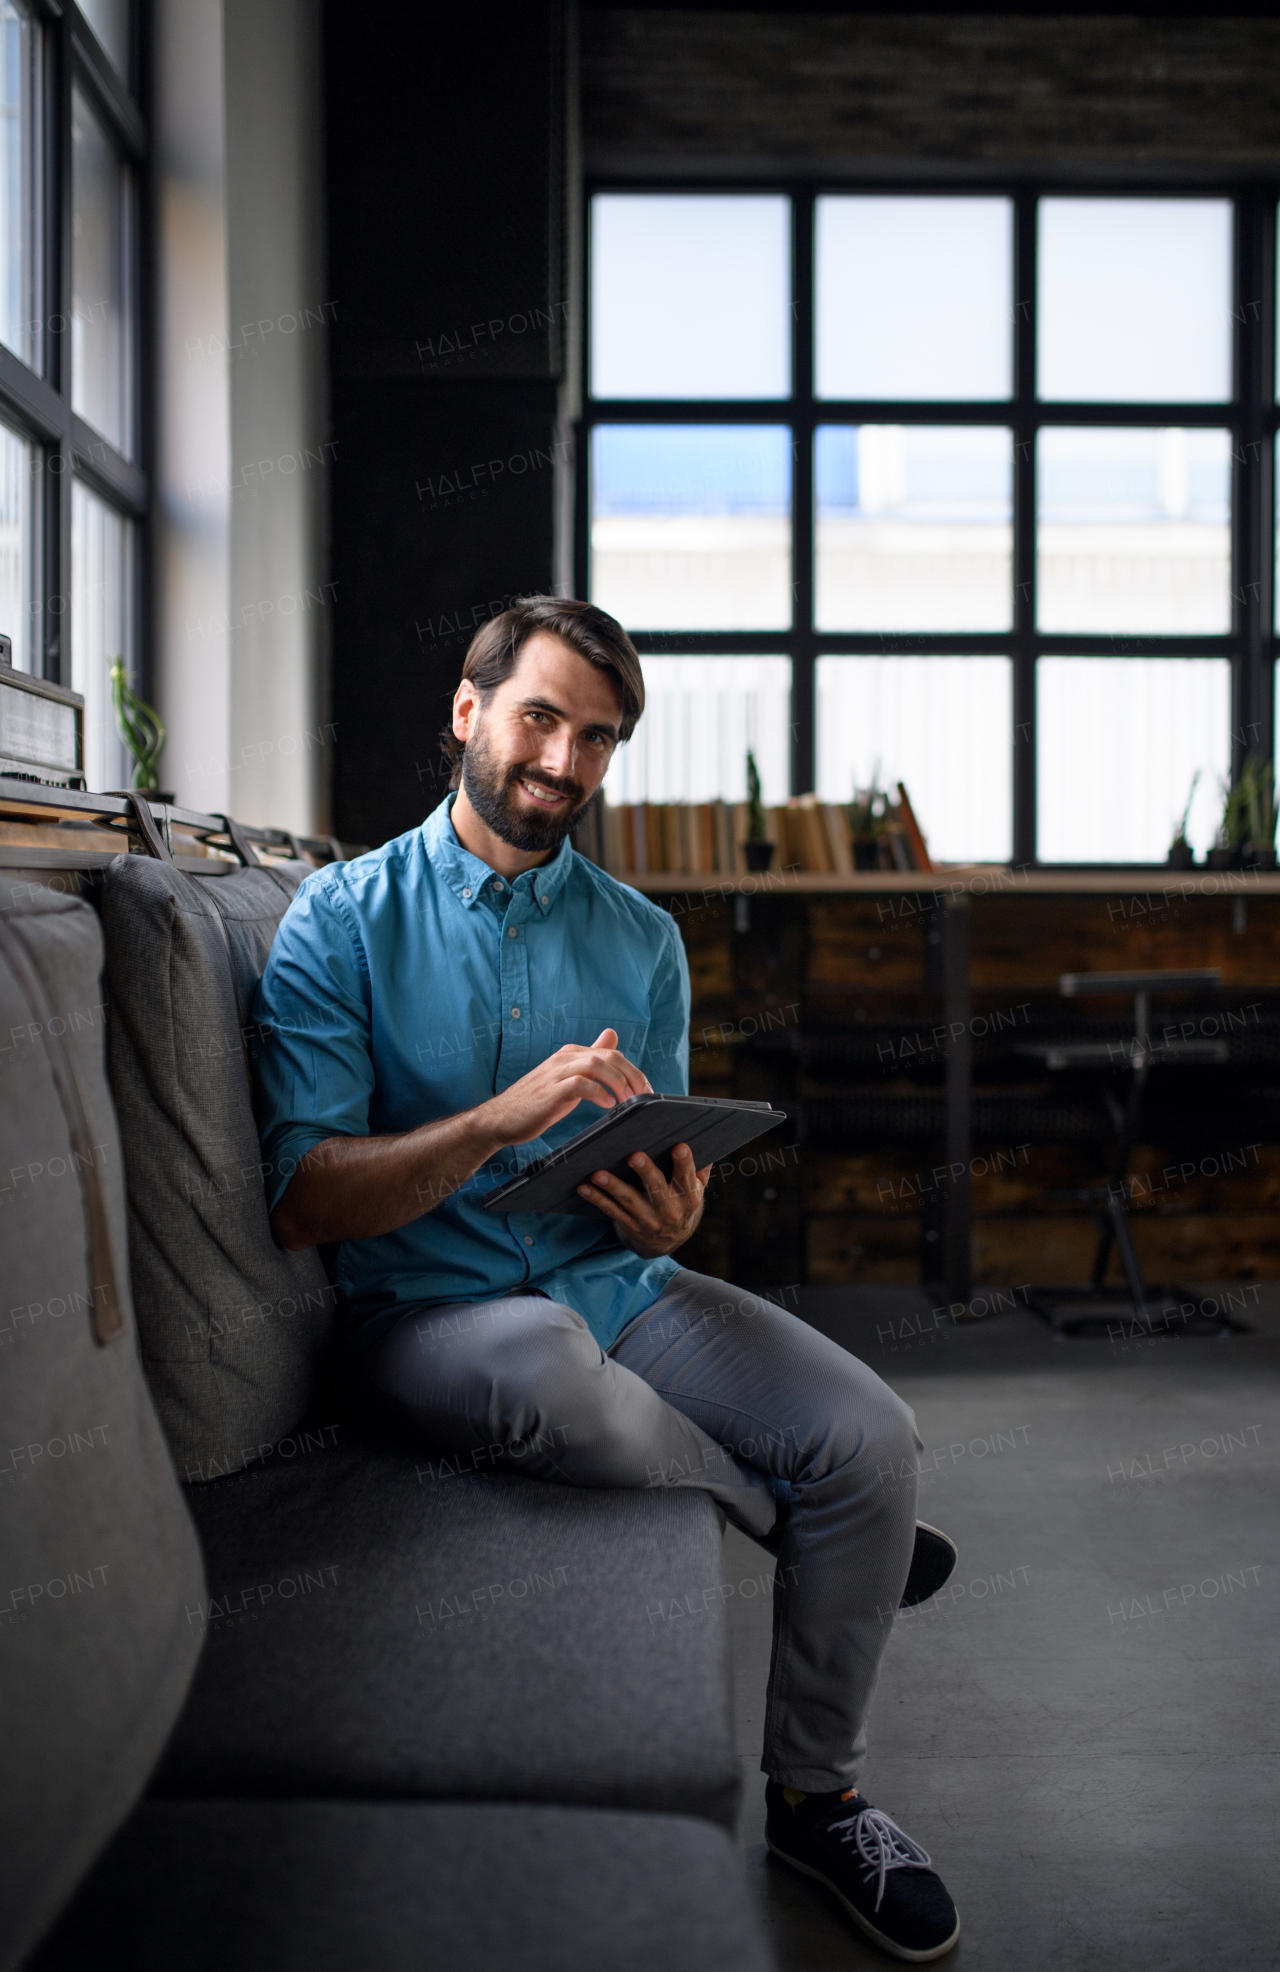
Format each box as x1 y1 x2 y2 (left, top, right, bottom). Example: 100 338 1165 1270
535 1011 650 1067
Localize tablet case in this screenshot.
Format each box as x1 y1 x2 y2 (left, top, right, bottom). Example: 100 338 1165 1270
481 1093 787 1217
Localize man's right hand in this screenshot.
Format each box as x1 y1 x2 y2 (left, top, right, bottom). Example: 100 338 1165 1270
271 1027 652 1251
481 1027 652 1146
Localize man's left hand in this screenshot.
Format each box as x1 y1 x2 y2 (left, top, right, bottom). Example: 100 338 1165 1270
576 1142 711 1258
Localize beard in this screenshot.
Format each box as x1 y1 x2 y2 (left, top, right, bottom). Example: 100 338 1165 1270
459 722 589 853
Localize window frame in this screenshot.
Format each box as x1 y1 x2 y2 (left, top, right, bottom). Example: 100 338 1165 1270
576 181 1277 867
0 0 145 705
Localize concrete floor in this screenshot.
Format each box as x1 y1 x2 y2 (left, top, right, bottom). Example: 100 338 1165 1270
725 1285 1280 1972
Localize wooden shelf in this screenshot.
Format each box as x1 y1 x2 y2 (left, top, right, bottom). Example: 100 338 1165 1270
621 866 1280 897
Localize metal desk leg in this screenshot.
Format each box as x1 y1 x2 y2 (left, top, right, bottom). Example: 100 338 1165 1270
1107 1192 1150 1318
944 897 972 1305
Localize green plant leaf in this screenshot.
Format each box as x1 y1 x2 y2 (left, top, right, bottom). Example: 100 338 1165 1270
109 655 166 791
745 747 765 840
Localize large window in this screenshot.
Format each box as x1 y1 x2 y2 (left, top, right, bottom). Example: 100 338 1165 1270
0 2 143 793
580 190 1274 865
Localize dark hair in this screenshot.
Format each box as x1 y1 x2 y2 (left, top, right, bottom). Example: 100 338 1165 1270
441 596 644 789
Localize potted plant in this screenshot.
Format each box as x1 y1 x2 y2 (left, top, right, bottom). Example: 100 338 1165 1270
1241 754 1278 871
743 749 774 871
847 768 889 871
1167 769 1199 869
1207 772 1249 870
110 655 172 800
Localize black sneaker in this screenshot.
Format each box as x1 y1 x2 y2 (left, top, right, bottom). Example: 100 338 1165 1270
754 1515 956 1607
900 1522 958 1608
765 1781 959 1962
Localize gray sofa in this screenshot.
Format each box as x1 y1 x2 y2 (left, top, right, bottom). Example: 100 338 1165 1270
0 837 774 1972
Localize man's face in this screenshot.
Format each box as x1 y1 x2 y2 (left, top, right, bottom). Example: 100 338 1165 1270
452 631 622 852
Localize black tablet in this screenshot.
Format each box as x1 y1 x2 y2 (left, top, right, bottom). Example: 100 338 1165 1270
481 1092 787 1217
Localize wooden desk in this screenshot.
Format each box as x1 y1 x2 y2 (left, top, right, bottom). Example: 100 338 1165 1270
631 868 1280 1305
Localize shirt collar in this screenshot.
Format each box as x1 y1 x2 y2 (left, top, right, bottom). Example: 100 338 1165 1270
421 794 574 917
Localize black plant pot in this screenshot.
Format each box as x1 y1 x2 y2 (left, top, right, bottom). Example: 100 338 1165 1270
1244 845 1278 872
743 839 775 872
1205 846 1242 870
852 837 880 871
1167 840 1195 869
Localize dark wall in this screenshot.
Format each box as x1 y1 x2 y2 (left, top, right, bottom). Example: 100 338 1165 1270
582 12 1280 180
323 2 1280 850
323 1 571 850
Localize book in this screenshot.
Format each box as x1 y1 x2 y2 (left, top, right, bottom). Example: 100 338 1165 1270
800 796 835 873
885 825 913 871
608 803 632 873
713 800 733 874
730 801 749 872
632 804 648 874
661 804 680 873
573 797 605 866
895 782 933 873
599 800 885 878
821 803 854 874
697 803 715 873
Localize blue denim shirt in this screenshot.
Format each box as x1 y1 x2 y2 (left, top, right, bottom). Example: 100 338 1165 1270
251 794 689 1351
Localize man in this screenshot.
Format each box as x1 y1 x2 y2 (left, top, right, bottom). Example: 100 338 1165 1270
254 595 960 1964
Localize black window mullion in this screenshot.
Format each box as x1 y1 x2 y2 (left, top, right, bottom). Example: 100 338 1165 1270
69 18 145 161
69 415 145 512
582 179 1265 862
589 399 798 422
1261 193 1277 776
0 2 151 698
1012 188 1037 867
573 417 590 603
134 0 153 708
51 3 72 684
1233 187 1272 774
575 178 591 599
39 0 58 394
1231 190 1254 775
792 188 814 795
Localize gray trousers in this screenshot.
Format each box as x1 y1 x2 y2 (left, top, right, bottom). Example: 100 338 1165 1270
360 1268 923 1790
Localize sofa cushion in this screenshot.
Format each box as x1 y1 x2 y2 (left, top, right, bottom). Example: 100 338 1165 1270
0 888 206 1972
30 1799 775 1972
99 854 334 1481
151 1432 741 1826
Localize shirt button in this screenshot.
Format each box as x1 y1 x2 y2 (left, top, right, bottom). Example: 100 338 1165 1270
523 1235 534 1246
511 1007 521 1018
508 926 518 938
493 880 505 892
540 896 549 906
461 887 471 898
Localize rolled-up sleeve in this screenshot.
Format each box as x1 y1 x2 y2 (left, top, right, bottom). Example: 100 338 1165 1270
642 916 691 1097
251 877 375 1212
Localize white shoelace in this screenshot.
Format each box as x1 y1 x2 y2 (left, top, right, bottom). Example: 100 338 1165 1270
829 1806 933 1911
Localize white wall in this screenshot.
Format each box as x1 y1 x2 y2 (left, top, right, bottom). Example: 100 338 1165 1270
152 0 330 832
153 0 232 814
223 0 330 831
